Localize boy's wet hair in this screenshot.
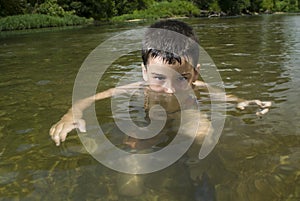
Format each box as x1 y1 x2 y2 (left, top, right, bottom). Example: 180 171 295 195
142 19 199 68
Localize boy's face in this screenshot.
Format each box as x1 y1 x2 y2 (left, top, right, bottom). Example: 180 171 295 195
142 56 199 94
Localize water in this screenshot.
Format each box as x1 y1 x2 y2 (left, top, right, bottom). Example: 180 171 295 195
0 15 299 200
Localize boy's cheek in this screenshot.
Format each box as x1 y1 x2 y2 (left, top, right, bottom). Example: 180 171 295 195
147 77 193 93
149 84 165 93
147 79 164 92
148 83 190 93
174 81 193 91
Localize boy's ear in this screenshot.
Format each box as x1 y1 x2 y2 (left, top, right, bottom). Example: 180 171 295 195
142 63 148 81
193 64 200 81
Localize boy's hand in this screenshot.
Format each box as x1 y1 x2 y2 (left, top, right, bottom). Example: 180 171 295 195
192 80 207 87
237 100 272 116
49 113 86 146
192 80 272 116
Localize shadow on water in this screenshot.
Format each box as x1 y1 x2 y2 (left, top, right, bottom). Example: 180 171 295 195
0 15 300 200
194 172 217 201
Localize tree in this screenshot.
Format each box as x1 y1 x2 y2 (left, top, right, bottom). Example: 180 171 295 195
217 0 250 14
56 0 116 20
114 0 154 16
249 0 263 12
191 0 215 10
0 0 25 16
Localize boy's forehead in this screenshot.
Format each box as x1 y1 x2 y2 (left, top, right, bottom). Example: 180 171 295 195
147 56 194 73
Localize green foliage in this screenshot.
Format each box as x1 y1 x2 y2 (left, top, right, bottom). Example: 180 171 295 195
275 0 299 11
249 0 263 12
112 0 200 22
260 0 298 12
59 0 155 20
0 0 299 27
192 0 299 14
56 0 117 20
289 0 299 11
114 0 155 15
218 0 251 14
208 0 221 11
261 0 276 10
0 0 26 16
192 0 215 9
34 0 74 17
276 0 289 11
0 14 90 31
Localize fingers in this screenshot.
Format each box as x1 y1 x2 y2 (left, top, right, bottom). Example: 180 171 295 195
77 119 86 133
60 125 76 142
256 101 272 116
256 108 270 116
49 119 87 146
236 100 272 116
51 122 64 146
50 123 72 146
49 124 56 136
237 101 249 110
260 101 272 108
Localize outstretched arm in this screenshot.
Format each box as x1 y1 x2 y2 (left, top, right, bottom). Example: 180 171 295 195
49 81 144 146
192 80 272 116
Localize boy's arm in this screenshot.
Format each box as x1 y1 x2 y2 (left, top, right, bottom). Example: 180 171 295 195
49 81 144 146
192 80 272 115
192 80 244 101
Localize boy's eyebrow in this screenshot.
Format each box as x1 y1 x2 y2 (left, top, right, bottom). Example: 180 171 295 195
151 72 191 77
151 73 165 76
180 73 191 76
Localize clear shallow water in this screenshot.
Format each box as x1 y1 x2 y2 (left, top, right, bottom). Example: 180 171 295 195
0 15 299 201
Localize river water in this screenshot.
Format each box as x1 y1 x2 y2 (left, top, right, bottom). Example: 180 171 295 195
0 15 299 201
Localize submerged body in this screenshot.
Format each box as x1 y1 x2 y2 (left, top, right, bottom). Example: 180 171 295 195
194 172 217 201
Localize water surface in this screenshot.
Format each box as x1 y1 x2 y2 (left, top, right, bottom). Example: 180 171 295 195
0 15 299 200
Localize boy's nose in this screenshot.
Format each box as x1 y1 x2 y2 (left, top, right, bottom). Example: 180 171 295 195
163 81 175 94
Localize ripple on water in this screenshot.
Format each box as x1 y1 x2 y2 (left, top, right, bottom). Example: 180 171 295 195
16 144 36 152
15 128 33 135
0 171 18 185
36 80 51 86
229 53 251 56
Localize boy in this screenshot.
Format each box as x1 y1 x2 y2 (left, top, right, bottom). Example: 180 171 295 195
49 19 272 199
49 19 271 148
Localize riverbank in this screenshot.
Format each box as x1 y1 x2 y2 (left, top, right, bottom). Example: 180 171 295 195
0 0 199 31
111 0 199 22
0 14 91 31
1 10 298 32
111 11 299 25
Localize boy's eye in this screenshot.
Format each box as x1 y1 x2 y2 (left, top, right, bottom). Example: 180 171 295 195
177 76 188 81
154 76 165 81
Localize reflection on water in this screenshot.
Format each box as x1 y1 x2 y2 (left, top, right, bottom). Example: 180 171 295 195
0 15 300 200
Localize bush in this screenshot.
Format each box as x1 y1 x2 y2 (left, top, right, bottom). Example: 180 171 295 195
0 14 90 31
34 0 75 17
276 0 288 11
0 0 25 17
111 0 200 22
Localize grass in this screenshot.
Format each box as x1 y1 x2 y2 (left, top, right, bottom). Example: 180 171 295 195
111 0 200 22
0 14 91 31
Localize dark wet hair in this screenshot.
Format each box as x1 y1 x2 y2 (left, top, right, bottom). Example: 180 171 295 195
142 19 199 68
